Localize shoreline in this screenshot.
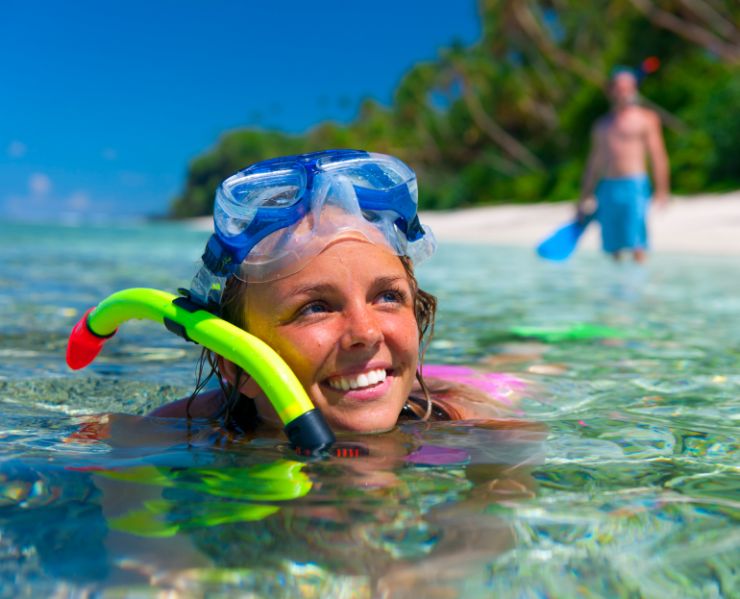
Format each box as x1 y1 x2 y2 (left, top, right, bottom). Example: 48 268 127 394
187 190 740 256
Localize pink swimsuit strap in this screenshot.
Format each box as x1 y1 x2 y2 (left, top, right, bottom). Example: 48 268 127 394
420 364 524 406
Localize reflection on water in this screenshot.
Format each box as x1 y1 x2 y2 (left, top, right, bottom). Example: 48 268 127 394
0 222 738 597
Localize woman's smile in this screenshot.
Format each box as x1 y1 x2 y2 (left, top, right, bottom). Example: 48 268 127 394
324 365 395 403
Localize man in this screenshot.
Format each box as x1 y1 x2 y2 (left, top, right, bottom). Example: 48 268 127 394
577 68 670 262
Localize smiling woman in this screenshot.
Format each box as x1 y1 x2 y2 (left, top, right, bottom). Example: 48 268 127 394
150 149 516 434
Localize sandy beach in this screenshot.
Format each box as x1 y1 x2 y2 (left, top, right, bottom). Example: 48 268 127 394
189 190 740 256
420 190 740 256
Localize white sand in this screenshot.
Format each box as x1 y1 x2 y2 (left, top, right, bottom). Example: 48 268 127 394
187 190 740 256
419 191 740 255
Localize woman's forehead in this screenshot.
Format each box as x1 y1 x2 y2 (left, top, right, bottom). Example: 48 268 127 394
270 238 400 279
250 240 407 296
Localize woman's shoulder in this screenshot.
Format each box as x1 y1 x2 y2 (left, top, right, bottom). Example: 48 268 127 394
420 365 526 420
148 388 224 418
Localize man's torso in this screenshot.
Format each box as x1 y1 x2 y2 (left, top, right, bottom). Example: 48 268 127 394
597 106 653 178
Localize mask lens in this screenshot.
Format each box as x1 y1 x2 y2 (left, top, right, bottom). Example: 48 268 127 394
316 155 415 193
227 167 305 208
216 167 307 236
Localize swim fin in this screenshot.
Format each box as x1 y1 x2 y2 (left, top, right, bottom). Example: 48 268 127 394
536 214 594 261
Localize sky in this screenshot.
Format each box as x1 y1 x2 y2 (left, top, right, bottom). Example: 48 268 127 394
1 0 481 222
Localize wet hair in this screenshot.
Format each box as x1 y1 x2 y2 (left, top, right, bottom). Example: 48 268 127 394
187 255 446 429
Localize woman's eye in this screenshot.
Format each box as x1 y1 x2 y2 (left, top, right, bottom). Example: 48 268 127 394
297 302 329 317
378 289 406 304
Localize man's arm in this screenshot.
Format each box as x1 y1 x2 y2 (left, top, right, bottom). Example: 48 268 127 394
577 122 606 219
645 110 670 205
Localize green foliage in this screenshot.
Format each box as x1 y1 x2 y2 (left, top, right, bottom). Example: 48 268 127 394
170 0 739 217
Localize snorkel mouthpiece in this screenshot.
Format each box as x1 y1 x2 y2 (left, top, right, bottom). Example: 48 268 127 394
285 410 337 455
66 288 335 453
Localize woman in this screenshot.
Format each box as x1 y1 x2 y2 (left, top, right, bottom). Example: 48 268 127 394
150 149 519 432
71 151 538 594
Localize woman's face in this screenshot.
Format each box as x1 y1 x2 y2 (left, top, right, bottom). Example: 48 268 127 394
242 239 420 433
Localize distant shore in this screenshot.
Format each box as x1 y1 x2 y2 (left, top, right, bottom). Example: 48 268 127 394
187 190 740 256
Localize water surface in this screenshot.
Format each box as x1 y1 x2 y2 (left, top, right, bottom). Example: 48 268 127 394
0 221 737 598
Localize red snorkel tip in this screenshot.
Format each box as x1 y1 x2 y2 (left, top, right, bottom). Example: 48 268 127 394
66 307 117 370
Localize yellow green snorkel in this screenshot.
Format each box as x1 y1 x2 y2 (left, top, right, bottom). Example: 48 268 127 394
66 287 336 453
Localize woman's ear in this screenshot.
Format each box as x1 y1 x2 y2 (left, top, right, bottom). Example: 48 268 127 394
217 356 263 398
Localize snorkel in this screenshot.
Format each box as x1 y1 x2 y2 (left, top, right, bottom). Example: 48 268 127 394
66 288 336 453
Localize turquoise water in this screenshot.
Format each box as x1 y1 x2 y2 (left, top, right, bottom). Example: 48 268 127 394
0 221 737 598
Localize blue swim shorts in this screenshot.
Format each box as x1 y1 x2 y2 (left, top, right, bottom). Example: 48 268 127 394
595 174 652 253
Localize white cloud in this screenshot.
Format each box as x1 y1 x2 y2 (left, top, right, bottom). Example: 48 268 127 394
67 190 91 210
3 192 51 220
2 186 96 221
7 140 27 158
28 172 52 195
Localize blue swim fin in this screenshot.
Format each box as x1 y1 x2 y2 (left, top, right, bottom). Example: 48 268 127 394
536 214 594 261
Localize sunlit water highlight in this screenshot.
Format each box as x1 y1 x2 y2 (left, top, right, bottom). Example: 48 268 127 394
0 221 737 598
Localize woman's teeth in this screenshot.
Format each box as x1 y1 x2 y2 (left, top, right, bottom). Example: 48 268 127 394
328 369 387 391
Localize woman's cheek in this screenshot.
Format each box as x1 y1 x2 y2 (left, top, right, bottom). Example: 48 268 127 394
269 326 334 377
390 313 420 352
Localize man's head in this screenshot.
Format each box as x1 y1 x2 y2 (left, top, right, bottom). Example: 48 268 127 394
608 67 639 108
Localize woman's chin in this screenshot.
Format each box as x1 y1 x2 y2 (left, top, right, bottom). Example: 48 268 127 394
328 413 400 435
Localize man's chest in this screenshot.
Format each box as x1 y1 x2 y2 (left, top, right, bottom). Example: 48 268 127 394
605 114 647 145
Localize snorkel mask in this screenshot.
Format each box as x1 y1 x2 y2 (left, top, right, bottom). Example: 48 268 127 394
189 149 437 310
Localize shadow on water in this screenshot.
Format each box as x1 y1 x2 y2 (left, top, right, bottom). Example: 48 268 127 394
0 223 738 597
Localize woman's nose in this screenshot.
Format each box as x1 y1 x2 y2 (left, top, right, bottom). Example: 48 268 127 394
340 304 383 350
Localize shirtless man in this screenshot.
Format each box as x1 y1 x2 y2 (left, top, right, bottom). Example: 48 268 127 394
577 68 670 262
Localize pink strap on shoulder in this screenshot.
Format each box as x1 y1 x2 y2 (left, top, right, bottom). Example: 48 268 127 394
420 364 525 406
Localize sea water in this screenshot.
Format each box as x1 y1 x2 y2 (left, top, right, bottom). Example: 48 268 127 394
0 221 737 598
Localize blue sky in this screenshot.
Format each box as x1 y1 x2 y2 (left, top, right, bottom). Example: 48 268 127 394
1 0 480 222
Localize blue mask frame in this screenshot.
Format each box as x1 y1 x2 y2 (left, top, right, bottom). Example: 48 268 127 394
202 149 424 279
